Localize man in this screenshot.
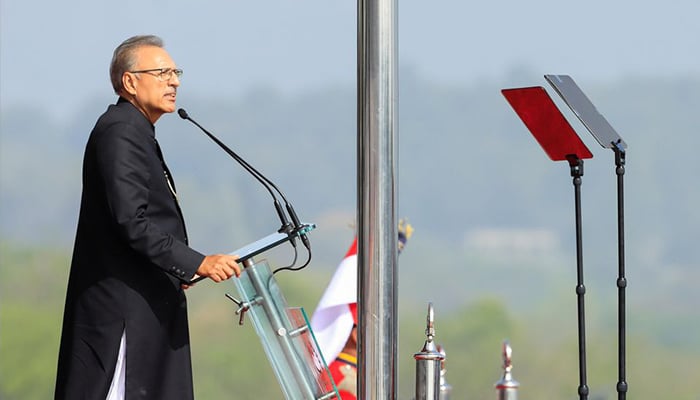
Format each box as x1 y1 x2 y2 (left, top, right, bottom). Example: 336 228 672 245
55 35 241 400
311 220 413 399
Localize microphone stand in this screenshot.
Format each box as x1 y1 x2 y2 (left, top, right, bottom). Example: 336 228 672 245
178 110 335 399
613 141 628 400
179 108 312 279
178 108 299 238
567 155 589 400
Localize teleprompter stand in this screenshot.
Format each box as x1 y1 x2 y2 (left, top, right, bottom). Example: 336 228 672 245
545 74 629 399
192 224 339 400
502 86 594 400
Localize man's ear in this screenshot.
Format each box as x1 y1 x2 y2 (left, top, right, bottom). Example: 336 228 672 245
122 72 138 96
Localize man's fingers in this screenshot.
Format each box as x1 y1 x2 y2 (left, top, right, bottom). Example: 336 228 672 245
229 255 241 277
223 258 241 278
198 254 241 283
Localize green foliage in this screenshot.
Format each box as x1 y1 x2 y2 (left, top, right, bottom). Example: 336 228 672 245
0 304 62 400
188 298 284 399
0 244 68 399
1 75 699 398
1 240 699 398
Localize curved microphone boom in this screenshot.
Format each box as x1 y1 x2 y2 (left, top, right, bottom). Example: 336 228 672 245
177 108 310 250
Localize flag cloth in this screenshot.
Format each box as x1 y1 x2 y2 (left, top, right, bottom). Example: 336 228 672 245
310 220 413 365
310 238 359 365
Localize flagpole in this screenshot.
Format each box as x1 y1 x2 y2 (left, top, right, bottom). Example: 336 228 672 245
357 0 398 398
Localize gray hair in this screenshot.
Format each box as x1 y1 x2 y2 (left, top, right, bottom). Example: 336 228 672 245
109 35 164 95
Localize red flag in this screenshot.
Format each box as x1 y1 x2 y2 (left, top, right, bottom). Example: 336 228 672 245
310 220 413 364
310 238 359 364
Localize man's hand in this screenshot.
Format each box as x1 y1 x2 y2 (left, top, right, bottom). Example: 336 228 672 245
196 254 241 283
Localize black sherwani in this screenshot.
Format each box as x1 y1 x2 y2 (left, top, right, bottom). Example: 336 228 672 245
55 98 205 399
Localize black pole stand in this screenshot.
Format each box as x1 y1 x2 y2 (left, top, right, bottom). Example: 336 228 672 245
542 74 631 399
613 140 628 400
502 85 596 399
567 155 589 400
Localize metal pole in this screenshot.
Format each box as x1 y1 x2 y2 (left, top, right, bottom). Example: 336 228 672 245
613 143 628 399
357 0 398 398
569 157 589 400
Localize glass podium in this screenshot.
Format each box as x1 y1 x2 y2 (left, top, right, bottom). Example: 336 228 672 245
224 226 338 399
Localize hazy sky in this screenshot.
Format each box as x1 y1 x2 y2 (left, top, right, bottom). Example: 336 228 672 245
1 0 698 118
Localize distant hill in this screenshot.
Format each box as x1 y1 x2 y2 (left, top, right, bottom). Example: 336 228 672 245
1 72 698 340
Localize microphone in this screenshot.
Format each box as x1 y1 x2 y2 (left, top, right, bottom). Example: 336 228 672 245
177 108 310 249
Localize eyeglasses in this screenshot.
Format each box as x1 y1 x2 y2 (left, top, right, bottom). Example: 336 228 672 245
129 67 183 81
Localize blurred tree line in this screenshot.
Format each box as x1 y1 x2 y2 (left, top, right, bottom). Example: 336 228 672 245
1 242 697 399
2 73 699 399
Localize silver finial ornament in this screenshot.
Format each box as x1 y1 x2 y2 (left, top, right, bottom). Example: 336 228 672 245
494 340 520 400
414 303 444 400
436 344 452 400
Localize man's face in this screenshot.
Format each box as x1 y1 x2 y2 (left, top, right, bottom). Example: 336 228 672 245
124 46 179 123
